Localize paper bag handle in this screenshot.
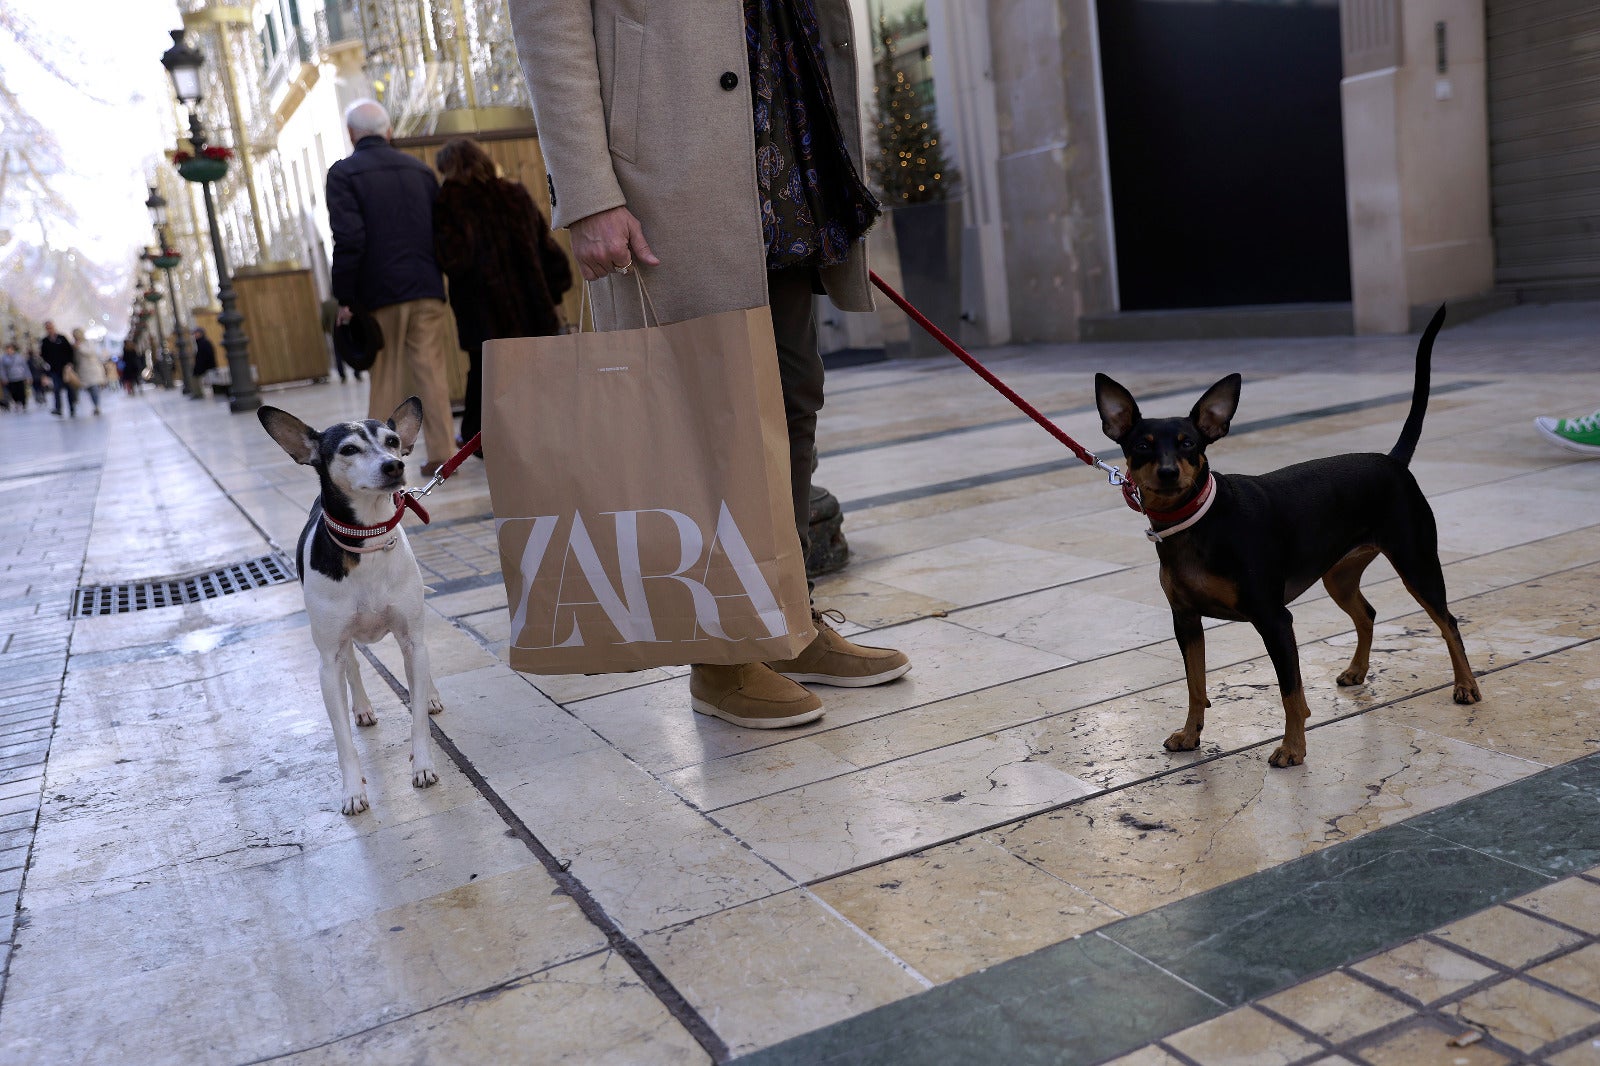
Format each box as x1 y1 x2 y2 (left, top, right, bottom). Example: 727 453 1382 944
578 271 661 333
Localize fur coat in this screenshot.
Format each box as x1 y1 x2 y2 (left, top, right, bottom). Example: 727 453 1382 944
434 177 573 348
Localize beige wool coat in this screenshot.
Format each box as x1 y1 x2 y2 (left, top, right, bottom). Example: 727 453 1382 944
507 0 874 330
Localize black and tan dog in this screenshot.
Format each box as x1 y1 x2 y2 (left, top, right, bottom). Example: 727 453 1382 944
1094 306 1480 768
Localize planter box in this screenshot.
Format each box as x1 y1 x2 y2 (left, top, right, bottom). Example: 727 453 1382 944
889 199 964 359
178 157 229 183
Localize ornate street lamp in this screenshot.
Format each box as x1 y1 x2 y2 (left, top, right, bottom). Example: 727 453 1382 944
143 273 172 388
160 29 259 413
144 187 199 397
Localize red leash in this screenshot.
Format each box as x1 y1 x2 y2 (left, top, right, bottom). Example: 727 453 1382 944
387 432 484 530
868 271 1135 497
431 432 482 483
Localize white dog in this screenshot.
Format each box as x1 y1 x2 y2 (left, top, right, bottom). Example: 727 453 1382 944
259 397 442 814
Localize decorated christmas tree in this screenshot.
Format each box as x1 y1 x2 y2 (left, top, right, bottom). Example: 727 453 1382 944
870 7 957 206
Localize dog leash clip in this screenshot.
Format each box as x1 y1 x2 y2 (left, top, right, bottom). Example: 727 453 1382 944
1094 457 1129 489
1096 459 1145 511
406 473 444 501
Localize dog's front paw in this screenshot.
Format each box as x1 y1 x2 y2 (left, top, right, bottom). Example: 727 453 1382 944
426 694 444 716
412 765 438 789
1336 667 1367 687
1454 679 1483 704
340 789 370 815
353 707 377 727
1163 730 1202 752
1268 745 1305 768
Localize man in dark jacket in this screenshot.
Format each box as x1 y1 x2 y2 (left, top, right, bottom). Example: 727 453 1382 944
39 320 77 417
327 99 455 473
191 327 218 379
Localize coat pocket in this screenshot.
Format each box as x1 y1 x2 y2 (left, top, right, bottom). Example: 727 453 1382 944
608 15 644 164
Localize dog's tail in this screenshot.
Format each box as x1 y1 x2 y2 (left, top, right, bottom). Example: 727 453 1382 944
1389 303 1446 467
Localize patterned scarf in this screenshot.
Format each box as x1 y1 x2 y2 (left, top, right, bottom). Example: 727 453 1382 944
745 0 881 270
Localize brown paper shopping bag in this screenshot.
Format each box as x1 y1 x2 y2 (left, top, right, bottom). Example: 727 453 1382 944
482 298 814 675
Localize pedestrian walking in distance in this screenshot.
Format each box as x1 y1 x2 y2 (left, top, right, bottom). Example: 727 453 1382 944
71 328 106 416
327 99 457 476
120 338 145 395
1 343 30 410
433 136 573 450
40 320 78 417
191 327 218 394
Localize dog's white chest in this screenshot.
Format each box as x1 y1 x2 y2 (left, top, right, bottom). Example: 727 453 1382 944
345 605 399 645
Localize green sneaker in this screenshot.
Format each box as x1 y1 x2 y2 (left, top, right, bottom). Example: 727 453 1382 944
1535 409 1600 456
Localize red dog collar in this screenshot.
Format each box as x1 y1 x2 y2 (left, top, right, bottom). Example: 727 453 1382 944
322 492 431 552
1123 473 1217 543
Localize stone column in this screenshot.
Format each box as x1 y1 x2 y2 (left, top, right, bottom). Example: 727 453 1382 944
926 0 1011 347
986 0 1116 342
1340 0 1494 334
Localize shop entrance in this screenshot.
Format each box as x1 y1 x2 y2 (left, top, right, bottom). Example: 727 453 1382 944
1096 0 1352 311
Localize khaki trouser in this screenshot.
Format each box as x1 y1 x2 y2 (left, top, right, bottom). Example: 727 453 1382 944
366 298 456 468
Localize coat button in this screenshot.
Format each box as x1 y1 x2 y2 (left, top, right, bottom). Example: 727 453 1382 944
720 71 739 91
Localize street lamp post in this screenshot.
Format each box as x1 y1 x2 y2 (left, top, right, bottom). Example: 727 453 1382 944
144 187 200 398
160 29 259 414
144 276 171 389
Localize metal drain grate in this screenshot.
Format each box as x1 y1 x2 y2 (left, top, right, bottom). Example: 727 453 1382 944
71 554 297 618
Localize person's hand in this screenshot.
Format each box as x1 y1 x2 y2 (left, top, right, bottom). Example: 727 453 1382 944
567 206 661 282
336 305 353 326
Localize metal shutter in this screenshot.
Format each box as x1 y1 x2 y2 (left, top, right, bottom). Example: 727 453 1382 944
1486 0 1600 291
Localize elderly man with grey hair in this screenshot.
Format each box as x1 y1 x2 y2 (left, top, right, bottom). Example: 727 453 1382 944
326 99 457 473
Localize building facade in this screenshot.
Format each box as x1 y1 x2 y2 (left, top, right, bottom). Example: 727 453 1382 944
905 0 1598 342
164 0 1597 349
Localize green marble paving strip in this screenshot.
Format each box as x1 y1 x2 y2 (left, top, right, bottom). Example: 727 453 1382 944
734 931 1217 1066
1102 825 1550 1005
734 752 1600 1065
1406 755 1600 877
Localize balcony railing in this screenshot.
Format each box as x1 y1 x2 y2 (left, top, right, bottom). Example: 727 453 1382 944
313 1 363 53
263 26 313 98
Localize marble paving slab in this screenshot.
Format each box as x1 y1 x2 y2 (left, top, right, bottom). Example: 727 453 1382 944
846 535 1122 608
275 950 711 1065
637 889 929 1055
491 746 797 935
987 713 1539 918
812 837 1123 983
713 730 1099 882
12 883 605 1066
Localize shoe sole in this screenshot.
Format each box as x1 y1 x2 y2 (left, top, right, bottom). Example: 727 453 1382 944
1535 420 1600 456
691 697 824 729
778 661 912 688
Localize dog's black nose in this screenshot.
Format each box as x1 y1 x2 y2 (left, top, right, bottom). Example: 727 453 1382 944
381 459 403 479
1157 465 1181 485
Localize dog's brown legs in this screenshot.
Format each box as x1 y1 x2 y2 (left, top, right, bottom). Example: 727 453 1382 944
1254 607 1309 767
1385 549 1482 705
1404 581 1482 704
1273 689 1312 768
1165 609 1209 752
1322 546 1379 686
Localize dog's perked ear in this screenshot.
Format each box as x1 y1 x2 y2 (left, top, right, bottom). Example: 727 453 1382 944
1095 374 1141 443
388 396 424 455
1190 374 1242 443
258 406 320 465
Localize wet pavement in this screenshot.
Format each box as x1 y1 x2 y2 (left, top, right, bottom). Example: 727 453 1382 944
0 302 1597 1064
